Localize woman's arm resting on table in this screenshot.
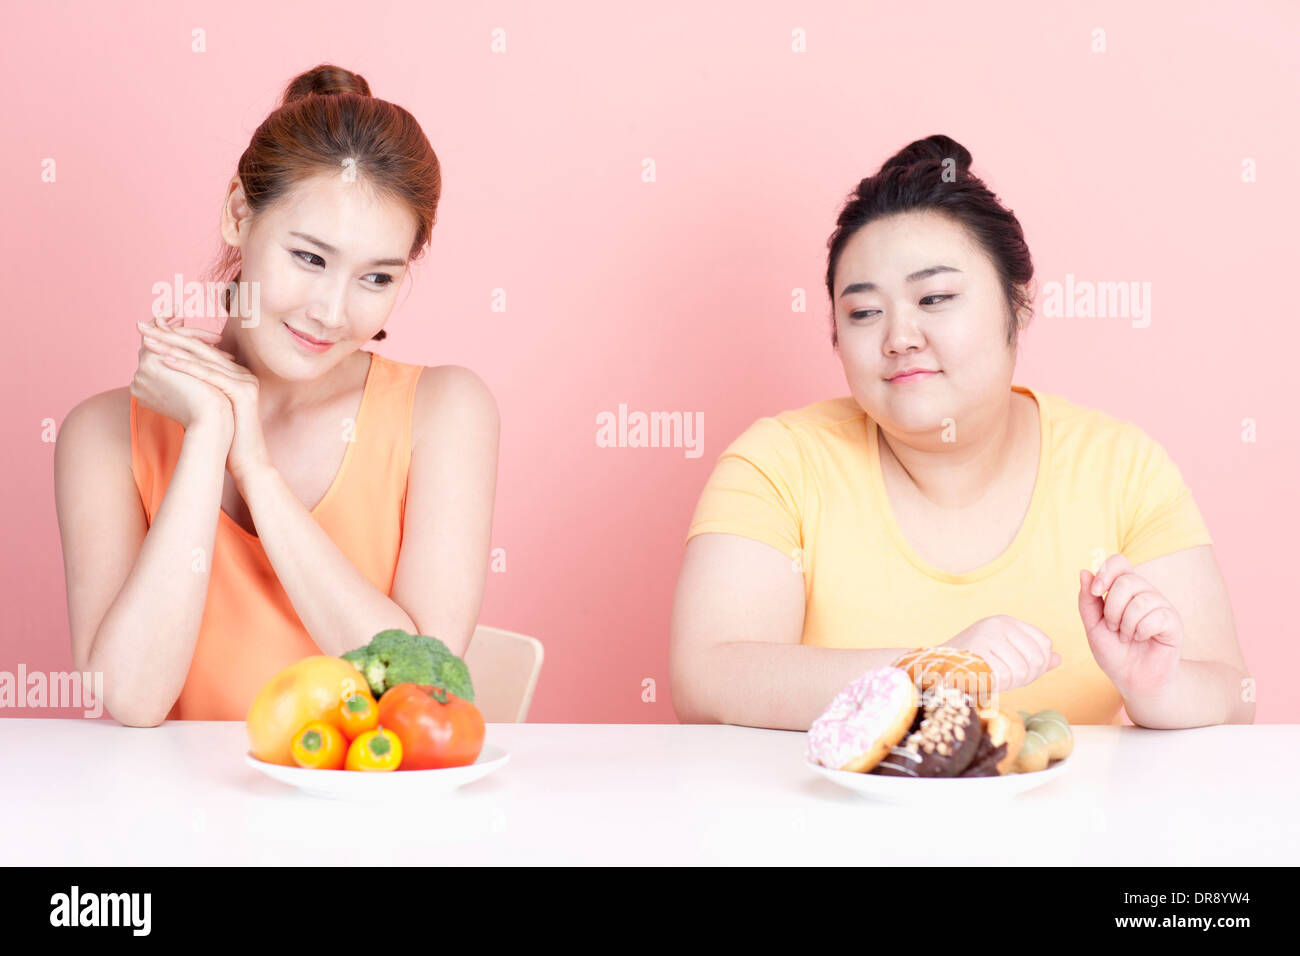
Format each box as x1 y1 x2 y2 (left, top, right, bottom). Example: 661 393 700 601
1123 545 1255 728
669 533 914 731
55 390 231 726
387 366 499 658
242 367 498 659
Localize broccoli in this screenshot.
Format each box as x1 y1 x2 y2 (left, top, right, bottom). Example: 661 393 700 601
341 629 475 702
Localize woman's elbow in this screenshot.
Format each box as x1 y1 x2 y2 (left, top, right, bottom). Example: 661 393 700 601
668 652 721 724
671 692 713 724
104 693 169 728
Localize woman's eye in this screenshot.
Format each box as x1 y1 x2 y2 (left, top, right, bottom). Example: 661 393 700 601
852 294 955 319
295 251 392 288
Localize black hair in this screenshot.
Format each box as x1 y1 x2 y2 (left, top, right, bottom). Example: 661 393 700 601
824 134 1034 349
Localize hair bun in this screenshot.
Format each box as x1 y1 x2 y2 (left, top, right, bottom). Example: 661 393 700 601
281 64 372 107
879 134 972 176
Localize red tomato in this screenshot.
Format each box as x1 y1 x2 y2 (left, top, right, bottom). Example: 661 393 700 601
377 683 485 770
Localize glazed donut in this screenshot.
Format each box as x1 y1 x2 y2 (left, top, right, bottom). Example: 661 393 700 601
950 705 1024 776
983 706 1026 774
892 646 997 711
807 667 918 772
870 685 984 778
1013 709 1073 773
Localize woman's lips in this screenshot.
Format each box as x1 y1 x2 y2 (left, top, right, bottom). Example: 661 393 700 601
286 324 333 352
888 370 939 384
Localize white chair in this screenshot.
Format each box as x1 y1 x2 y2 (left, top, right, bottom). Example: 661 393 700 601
463 625 544 723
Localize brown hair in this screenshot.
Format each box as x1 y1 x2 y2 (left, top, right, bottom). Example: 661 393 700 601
209 64 442 342
824 134 1034 350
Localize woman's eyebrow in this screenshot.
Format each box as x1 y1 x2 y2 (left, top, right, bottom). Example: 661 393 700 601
289 231 408 267
839 265 963 298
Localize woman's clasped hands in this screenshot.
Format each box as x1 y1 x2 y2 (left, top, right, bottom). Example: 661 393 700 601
133 313 271 485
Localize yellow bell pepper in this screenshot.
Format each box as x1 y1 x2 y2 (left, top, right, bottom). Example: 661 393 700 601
345 728 402 771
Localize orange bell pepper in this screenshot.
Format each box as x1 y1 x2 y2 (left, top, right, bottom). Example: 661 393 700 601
290 721 347 770
337 692 379 740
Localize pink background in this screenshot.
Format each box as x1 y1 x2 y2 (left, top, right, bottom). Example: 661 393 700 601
3 1 1297 722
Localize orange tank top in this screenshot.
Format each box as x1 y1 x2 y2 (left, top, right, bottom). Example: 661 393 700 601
129 350 425 721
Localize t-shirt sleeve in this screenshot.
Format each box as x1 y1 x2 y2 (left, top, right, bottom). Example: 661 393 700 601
1119 423 1213 567
684 416 805 559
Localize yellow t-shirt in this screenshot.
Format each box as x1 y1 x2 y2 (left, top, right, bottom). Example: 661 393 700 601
684 384 1214 725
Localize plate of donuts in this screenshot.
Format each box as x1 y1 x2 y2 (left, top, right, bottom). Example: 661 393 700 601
805 659 1074 805
808 753 1071 805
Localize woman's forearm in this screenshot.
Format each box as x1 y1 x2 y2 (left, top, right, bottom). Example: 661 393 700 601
677 641 915 731
1122 659 1256 729
88 418 232 726
236 464 417 657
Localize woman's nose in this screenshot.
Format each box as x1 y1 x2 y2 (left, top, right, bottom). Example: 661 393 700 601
883 315 924 353
307 290 347 327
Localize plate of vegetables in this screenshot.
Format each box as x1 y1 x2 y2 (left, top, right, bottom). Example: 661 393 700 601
244 630 509 800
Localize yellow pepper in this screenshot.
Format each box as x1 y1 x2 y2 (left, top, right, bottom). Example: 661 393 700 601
345 727 402 771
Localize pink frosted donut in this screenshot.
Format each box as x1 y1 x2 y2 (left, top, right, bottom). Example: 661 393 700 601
806 667 919 772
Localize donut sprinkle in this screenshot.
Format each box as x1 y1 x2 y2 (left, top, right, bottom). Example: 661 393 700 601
806 667 915 769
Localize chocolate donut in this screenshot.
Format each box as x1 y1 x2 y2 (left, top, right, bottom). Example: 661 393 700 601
957 733 1007 777
870 685 983 778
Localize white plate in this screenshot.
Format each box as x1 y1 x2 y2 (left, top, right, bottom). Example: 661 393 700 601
808 756 1071 805
246 743 509 801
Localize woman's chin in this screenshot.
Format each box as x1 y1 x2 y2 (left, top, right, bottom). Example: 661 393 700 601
252 347 332 381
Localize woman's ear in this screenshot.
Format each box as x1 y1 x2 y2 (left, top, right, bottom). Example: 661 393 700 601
219 177 252 249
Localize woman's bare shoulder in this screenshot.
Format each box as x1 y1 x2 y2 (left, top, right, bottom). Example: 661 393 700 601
411 365 498 443
64 386 131 435
58 387 133 466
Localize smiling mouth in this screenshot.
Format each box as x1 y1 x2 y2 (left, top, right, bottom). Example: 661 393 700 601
288 326 333 346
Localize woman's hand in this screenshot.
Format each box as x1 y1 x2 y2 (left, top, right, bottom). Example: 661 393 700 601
131 314 233 432
1078 553 1183 700
138 314 271 486
942 615 1062 695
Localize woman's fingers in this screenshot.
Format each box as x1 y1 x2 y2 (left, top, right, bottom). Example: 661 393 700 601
160 353 234 394
1090 552 1134 597
139 320 240 367
980 645 1019 693
999 630 1045 687
162 314 224 341
1007 618 1055 673
171 325 236 358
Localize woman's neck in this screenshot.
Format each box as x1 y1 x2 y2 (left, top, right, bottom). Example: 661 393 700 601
879 391 1026 510
218 323 352 422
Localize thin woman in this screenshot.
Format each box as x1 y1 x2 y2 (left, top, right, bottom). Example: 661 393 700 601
670 134 1251 731
54 65 499 726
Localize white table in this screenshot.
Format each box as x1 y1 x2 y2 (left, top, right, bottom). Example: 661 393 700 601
4 720 1296 865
